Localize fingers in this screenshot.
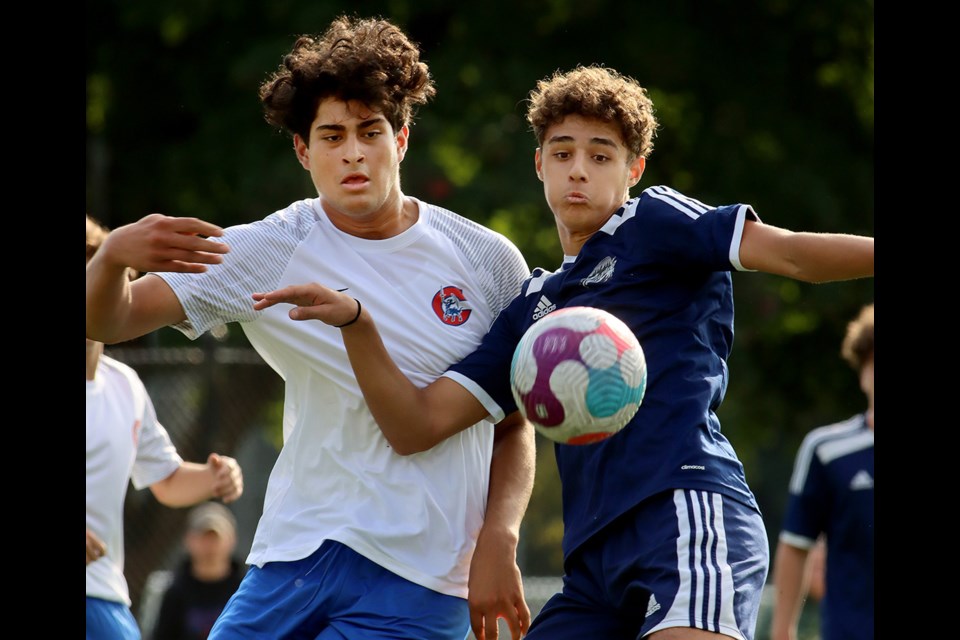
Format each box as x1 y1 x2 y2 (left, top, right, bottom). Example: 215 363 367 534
86 530 107 565
210 455 244 504
485 612 500 640
470 610 485 640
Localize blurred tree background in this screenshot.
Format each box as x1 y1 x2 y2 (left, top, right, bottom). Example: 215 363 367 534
88 0 873 577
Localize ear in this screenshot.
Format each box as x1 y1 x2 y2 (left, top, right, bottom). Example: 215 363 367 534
534 147 544 182
627 156 645 188
293 134 310 171
396 125 410 162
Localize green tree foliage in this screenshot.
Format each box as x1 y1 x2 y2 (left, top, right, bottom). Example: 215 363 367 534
88 0 873 575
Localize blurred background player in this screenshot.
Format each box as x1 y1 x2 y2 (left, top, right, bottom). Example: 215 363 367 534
87 214 244 640
151 502 246 640
771 303 874 640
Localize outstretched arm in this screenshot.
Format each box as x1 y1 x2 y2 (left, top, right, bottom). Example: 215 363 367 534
469 411 535 640
252 284 491 454
739 219 873 282
86 214 229 343
150 453 244 507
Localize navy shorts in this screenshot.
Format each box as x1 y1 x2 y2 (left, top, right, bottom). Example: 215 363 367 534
86 596 141 640
209 539 470 640
527 489 769 640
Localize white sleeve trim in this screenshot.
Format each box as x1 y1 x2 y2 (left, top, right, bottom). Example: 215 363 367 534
778 531 817 550
729 204 758 272
441 371 506 423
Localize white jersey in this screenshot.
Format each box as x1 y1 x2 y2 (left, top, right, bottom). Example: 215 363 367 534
86 355 183 605
157 197 529 597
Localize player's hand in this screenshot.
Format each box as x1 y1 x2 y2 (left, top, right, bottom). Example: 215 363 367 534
208 453 244 504
86 529 107 565
252 283 358 327
468 529 530 640
99 214 229 274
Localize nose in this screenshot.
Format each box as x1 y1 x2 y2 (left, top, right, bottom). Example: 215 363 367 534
568 154 587 182
342 135 365 164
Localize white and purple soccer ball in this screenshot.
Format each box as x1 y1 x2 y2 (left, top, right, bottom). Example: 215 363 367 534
510 306 646 445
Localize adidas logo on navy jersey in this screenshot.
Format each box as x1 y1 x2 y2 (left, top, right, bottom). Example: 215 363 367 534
646 594 661 617
849 469 874 490
532 295 556 320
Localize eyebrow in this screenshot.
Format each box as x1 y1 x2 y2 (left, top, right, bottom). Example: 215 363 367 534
315 117 386 132
545 134 619 149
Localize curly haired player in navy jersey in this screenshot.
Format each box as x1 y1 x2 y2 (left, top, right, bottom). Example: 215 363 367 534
253 65 873 640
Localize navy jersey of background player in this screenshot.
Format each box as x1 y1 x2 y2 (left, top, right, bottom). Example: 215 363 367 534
782 414 874 640
447 185 761 559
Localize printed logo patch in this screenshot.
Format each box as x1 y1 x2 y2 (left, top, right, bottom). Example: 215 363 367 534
432 286 472 326
581 256 617 287
532 295 556 320
849 469 874 490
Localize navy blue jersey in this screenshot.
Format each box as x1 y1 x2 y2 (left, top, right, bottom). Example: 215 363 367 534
445 186 761 558
780 414 874 640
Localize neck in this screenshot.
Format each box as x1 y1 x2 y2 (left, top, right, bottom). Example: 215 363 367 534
86 341 103 381
322 191 417 240
190 556 232 582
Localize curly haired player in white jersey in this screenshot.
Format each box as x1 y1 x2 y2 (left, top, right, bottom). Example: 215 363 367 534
252 65 873 640
86 16 535 640
86 215 244 640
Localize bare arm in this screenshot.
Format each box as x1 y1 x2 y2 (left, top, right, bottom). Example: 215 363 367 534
770 540 812 640
469 412 535 640
149 453 244 507
739 219 874 283
86 214 229 343
252 284 491 454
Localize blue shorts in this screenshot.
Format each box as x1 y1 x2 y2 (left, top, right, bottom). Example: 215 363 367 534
527 489 769 640
209 539 470 640
86 596 141 640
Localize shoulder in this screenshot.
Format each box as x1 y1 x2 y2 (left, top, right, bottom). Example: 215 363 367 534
97 355 144 390
801 414 872 464
637 186 717 221
421 201 522 251
225 198 324 241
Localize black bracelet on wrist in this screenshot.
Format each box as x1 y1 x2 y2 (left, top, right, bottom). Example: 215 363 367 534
335 298 362 328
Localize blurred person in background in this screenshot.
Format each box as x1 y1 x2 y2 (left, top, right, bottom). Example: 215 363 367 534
87 214 245 640
771 303 874 640
151 502 246 640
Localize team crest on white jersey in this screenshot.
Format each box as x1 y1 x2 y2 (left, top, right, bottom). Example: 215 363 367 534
581 256 617 287
432 286 472 326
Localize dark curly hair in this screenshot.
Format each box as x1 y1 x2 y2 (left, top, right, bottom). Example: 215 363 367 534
259 15 436 141
841 303 874 372
526 65 657 161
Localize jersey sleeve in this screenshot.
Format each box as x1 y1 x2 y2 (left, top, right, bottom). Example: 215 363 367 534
779 432 829 549
443 286 530 422
156 202 318 339
130 384 183 490
639 186 760 272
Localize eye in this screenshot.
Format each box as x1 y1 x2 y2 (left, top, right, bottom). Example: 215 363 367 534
552 151 570 159
321 134 342 143
593 154 610 163
364 130 382 139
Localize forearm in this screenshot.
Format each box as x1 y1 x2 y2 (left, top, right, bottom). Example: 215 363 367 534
86 251 136 343
770 540 811 640
149 462 216 507
784 232 874 282
340 312 486 454
481 415 536 542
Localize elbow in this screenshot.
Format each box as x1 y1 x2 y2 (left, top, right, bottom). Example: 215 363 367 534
386 436 435 456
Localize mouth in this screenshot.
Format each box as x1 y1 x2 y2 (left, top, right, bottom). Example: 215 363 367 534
564 191 589 204
341 174 370 190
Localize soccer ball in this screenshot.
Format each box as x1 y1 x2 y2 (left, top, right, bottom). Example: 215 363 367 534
510 306 646 445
